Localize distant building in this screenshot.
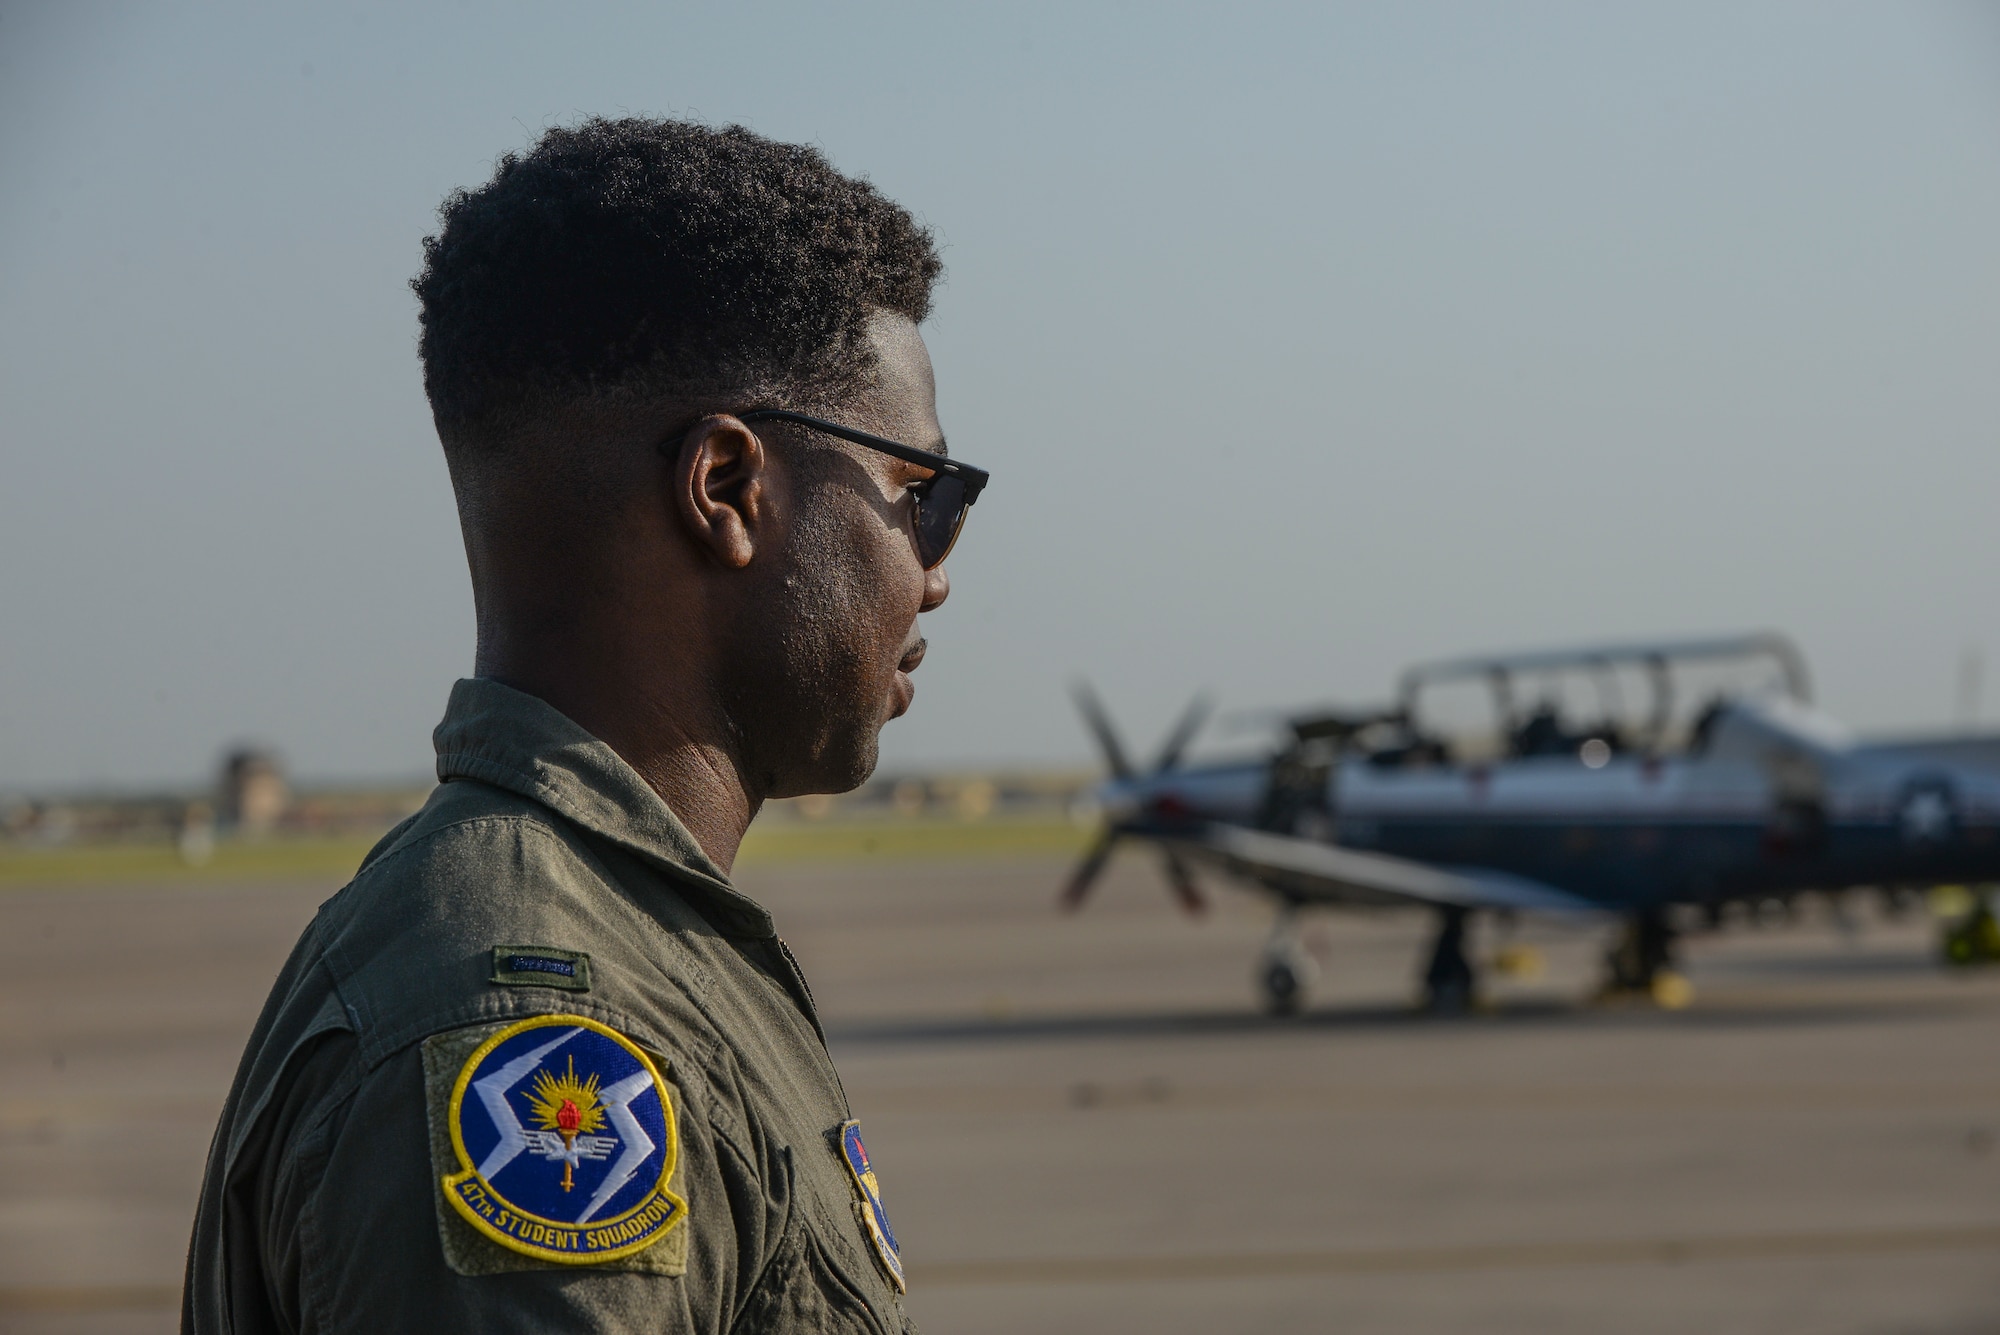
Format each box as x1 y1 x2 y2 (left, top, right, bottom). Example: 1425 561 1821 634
220 749 288 833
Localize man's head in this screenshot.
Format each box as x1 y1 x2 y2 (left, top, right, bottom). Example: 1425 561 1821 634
412 118 953 801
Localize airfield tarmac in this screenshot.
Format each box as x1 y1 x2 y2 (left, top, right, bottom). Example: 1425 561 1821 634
4 849 2000 1334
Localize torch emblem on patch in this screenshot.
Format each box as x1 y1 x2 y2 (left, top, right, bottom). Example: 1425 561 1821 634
524 1056 615 1192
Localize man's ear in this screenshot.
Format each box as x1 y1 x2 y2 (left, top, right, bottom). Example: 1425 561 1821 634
669 415 769 570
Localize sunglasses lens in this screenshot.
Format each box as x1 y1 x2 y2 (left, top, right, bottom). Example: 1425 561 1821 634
913 473 969 569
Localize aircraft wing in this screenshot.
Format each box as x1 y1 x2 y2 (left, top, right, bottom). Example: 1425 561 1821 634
1168 823 1603 916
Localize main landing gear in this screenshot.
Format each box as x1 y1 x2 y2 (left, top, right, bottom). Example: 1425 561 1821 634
1259 906 1319 1015
1420 905 1478 1013
1600 907 1693 1008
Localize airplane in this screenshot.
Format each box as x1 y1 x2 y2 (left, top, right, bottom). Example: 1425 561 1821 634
1062 632 2000 1013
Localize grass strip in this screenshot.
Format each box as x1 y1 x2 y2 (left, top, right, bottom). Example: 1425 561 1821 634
0 818 1089 889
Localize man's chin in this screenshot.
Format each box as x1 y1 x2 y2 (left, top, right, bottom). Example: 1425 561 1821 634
766 729 882 801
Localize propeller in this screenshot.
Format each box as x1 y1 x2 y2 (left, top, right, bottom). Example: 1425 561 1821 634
1058 828 1120 911
1151 692 1215 775
1071 681 1135 782
1062 683 1213 915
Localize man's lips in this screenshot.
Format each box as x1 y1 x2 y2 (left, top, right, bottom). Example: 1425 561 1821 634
890 638 927 719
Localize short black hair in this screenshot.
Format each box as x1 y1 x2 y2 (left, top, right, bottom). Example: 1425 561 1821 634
412 117 942 443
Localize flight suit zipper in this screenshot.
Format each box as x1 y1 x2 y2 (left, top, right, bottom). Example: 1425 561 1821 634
774 935 851 1115
775 936 826 1044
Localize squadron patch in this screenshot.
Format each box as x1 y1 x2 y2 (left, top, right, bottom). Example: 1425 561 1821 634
441 1014 685 1264
837 1120 905 1292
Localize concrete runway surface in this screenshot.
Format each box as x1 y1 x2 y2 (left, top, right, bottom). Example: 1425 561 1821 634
4 851 2000 1334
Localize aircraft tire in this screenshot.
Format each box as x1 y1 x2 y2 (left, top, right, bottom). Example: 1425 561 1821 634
1261 958 1305 1015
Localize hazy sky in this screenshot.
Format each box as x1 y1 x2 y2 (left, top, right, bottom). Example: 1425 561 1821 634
2 2 1997 790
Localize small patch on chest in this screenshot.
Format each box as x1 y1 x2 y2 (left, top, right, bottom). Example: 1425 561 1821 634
835 1119 905 1292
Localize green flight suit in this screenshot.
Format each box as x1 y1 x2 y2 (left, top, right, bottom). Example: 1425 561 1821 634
182 678 915 1334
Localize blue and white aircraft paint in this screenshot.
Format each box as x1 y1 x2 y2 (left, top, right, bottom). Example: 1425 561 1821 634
1063 633 2000 1012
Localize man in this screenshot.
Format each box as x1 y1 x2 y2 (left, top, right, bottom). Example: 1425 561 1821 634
183 118 987 1334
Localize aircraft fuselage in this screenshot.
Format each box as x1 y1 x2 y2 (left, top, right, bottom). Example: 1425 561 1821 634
1100 744 2000 913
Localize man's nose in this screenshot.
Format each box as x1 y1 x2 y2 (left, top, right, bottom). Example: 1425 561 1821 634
920 564 950 613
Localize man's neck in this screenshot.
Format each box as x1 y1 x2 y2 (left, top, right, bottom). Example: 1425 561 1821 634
477 640 760 875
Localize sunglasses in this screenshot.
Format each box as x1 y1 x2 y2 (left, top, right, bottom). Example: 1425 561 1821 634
740 409 990 570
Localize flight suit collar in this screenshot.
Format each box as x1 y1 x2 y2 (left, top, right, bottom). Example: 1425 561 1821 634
431 677 777 941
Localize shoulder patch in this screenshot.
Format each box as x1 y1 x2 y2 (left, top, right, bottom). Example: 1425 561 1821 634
490 946 592 992
437 1014 685 1265
837 1120 905 1292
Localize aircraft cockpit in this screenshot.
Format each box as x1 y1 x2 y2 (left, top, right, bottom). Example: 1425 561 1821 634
1309 632 1815 771
1507 702 1627 760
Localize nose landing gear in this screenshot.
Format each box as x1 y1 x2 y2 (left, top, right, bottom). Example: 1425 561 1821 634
1258 906 1319 1015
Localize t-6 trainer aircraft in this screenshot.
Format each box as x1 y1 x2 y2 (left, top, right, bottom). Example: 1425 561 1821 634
1063 633 2000 1012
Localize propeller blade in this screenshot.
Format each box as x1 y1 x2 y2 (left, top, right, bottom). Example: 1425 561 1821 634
1071 681 1134 781
1059 830 1120 912
1161 849 1208 915
1150 691 1215 775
